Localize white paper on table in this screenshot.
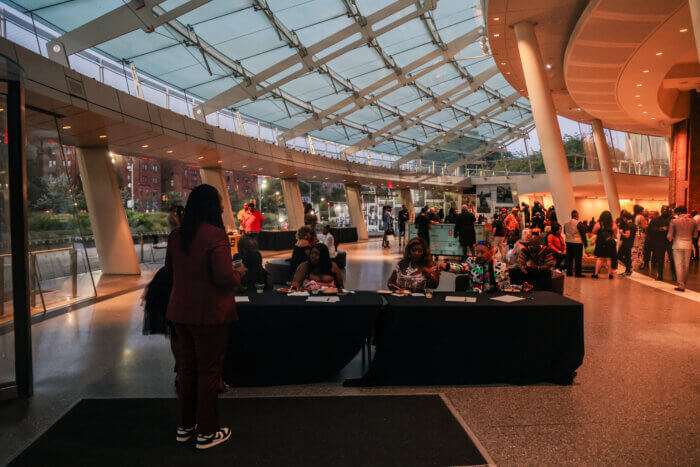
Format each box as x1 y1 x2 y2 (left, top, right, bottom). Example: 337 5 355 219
391 293 405 297
341 289 355 294
289 291 310 297
411 293 425 297
326 296 340 303
445 296 467 302
464 297 477 303
234 296 250 303
490 295 524 303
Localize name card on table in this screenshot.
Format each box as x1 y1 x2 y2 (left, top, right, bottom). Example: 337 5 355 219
306 296 340 303
490 295 524 303
445 296 477 303
235 296 250 303
289 291 310 297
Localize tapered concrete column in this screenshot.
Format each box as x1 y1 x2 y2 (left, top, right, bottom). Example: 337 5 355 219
344 184 369 241
199 166 236 232
514 21 576 223
591 119 621 219
76 147 140 275
399 188 415 221
280 177 304 230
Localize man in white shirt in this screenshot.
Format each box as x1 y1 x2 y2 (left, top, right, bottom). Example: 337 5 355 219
317 224 337 258
563 210 588 277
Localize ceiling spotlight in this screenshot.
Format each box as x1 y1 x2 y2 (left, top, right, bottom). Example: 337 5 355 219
642 69 649 73
141 144 149 148
637 104 642 107
636 83 643 87
242 165 247 168
218 160 222 163
650 117 656 120
642 111 647 114
196 109 202 114
167 150 173 153
62 125 71 129
258 168 263 170
52 44 61 53
680 28 688 33
545 64 552 69
198 156 204 159
655 52 663 56
500 62 506 65
493 33 500 38
576 107 581 111
99 134 107 138
635 95 641 98
494 17 500 21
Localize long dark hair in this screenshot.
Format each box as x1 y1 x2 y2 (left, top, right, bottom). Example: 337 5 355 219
598 210 613 230
403 237 433 267
308 243 333 275
180 184 224 254
633 204 644 216
304 203 313 214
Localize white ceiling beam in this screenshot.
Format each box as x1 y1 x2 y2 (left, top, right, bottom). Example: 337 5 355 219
394 92 524 164
192 0 437 117
46 0 212 66
278 26 484 143
341 66 498 156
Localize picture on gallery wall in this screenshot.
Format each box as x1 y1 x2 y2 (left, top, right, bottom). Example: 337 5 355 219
477 191 491 213
496 185 513 204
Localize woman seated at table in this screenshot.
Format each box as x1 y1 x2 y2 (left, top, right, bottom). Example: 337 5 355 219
289 225 314 278
232 235 272 292
290 243 344 291
387 237 439 292
438 240 522 293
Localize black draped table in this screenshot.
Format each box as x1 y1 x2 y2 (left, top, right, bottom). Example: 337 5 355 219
330 227 358 245
224 291 382 385
256 229 297 250
346 291 583 387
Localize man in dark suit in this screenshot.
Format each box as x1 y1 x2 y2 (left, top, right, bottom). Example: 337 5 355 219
454 204 476 261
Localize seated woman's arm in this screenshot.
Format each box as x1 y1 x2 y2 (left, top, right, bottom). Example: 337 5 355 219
424 266 440 289
290 262 309 289
387 268 399 290
331 263 344 290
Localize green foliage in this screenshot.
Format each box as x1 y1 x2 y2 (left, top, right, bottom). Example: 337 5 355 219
126 210 169 233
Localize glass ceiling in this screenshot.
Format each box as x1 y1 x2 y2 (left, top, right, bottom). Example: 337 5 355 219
7 0 532 162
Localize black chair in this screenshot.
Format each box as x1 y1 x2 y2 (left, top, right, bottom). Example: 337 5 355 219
332 251 347 269
454 275 471 292
265 258 292 285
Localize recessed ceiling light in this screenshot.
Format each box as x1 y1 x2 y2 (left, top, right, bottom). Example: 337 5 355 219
99 134 106 138
680 28 688 33
218 160 222 163
494 17 500 21
242 165 247 168
0 108 4 112
635 95 641 98
167 150 173 153
642 69 649 73
493 33 500 38
637 104 642 107
62 125 71 129
198 156 203 159
500 62 506 65
141 144 149 148
650 117 656 120
655 52 663 56
506 72 511 75
642 111 647 114
576 107 581 111
258 168 263 170
636 83 643 87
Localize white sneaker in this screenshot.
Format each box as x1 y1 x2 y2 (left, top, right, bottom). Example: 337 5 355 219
176 425 196 442
196 427 231 450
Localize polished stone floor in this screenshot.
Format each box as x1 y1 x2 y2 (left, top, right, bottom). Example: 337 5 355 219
0 239 698 465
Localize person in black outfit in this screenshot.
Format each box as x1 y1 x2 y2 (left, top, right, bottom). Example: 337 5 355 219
531 211 545 231
437 208 445 222
397 204 410 248
521 202 530 227
647 206 675 281
289 225 313 280
454 204 476 261
414 207 432 245
617 211 636 276
233 235 272 291
444 207 458 224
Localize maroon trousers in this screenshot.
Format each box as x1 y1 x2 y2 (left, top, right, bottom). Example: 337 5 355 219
171 323 229 435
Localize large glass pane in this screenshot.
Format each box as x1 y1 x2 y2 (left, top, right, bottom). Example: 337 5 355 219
0 90 15 384
25 109 97 313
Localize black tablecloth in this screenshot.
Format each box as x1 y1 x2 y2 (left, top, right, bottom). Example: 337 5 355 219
224 291 382 385
256 230 297 250
346 291 583 386
330 227 358 245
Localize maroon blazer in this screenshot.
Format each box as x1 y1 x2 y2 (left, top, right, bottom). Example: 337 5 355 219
165 223 240 325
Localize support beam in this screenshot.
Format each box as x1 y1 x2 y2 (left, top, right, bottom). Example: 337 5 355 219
344 184 369 241
46 0 212 66
514 21 575 224
199 166 237 233
591 119 621 219
280 177 305 231
76 147 140 275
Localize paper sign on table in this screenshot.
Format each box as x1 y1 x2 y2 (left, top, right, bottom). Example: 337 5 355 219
234 296 250 303
445 296 467 302
306 296 340 303
411 293 425 297
289 291 310 297
464 297 477 303
490 295 524 303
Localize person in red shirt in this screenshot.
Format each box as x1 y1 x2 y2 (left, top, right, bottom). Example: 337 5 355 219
547 221 567 271
504 207 520 238
242 202 264 236
165 184 246 450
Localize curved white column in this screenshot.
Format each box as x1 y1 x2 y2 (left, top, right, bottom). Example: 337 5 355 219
280 177 305 230
344 184 369 241
514 21 576 223
591 119 621 219
199 166 237 233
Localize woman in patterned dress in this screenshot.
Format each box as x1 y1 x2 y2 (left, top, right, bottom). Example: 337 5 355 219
631 205 647 270
387 237 440 292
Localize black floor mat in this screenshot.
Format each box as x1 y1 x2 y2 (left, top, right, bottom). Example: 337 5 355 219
10 395 488 466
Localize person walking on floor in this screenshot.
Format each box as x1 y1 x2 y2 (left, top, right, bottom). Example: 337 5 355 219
454 204 476 261
382 205 394 249
667 205 698 292
165 184 247 450
491 213 506 259
617 211 636 276
631 205 648 270
563 210 587 277
397 204 410 248
649 206 676 282
592 210 618 279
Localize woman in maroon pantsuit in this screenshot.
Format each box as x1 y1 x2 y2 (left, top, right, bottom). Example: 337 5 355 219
165 184 245 450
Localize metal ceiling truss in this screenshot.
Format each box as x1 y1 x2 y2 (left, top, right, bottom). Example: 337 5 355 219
341 65 498 157
394 92 524 165
46 0 213 66
278 26 484 144
192 0 438 117
444 119 535 171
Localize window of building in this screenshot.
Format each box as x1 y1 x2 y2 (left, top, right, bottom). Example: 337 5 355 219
170 179 174 187
152 164 158 172
152 177 157 184
141 176 147 183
